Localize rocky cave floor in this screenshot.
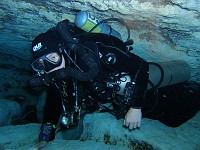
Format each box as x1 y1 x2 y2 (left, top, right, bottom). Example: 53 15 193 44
0 111 199 150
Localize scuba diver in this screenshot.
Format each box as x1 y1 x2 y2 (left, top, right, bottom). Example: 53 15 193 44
29 12 200 147
30 17 149 144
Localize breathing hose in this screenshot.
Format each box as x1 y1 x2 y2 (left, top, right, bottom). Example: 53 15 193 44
29 52 99 87
143 62 164 116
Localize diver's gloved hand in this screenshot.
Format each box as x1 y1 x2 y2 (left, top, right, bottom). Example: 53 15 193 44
31 123 56 149
38 123 56 142
124 107 142 130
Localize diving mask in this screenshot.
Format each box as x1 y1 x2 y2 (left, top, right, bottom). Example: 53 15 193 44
31 52 62 74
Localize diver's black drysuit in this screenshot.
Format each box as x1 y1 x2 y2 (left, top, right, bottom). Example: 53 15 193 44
30 20 149 141
31 20 149 123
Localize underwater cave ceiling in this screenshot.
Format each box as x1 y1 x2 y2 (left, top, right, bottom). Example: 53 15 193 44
0 0 200 83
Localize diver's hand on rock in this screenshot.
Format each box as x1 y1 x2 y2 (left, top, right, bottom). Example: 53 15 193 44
124 107 142 129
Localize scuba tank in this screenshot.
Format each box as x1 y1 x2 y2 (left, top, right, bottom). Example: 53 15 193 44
75 11 122 40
